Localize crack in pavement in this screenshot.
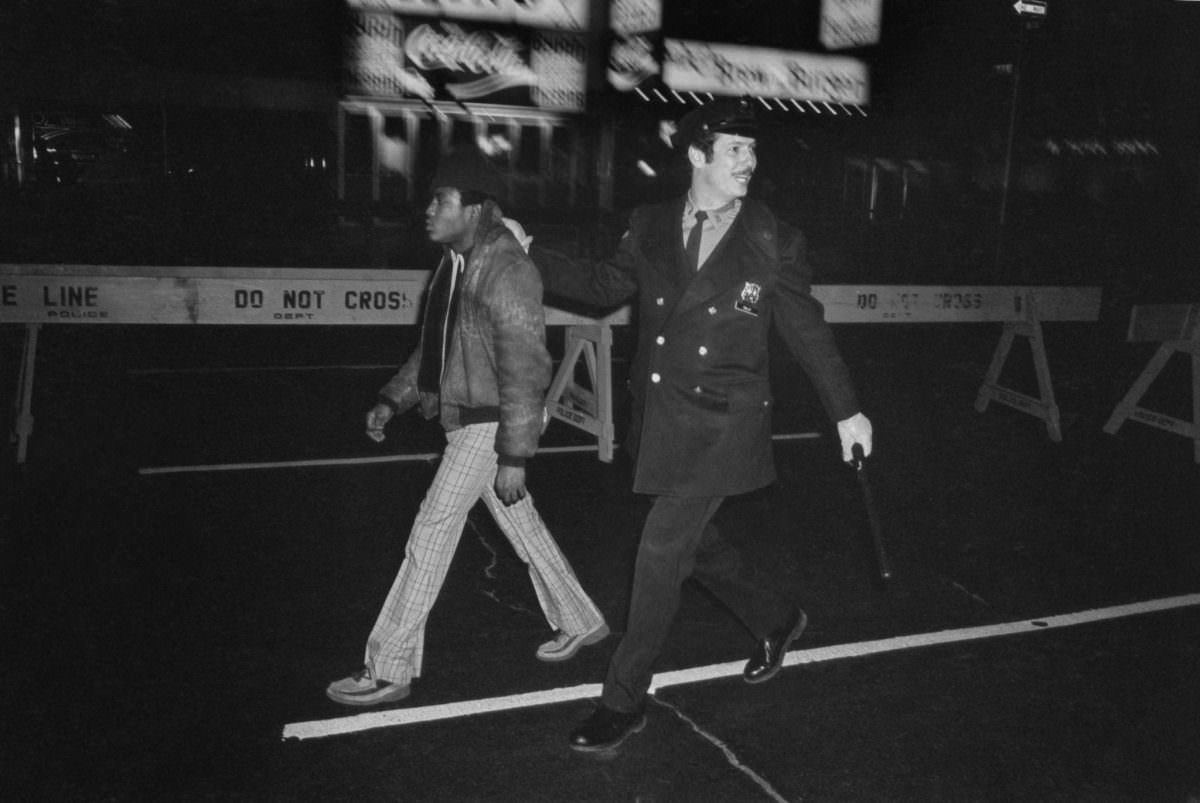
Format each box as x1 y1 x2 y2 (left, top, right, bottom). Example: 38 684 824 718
941 574 991 607
651 697 793 803
468 515 537 618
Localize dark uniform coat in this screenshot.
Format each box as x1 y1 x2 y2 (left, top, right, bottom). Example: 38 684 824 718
533 196 860 497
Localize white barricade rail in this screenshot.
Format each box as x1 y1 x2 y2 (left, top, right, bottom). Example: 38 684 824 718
1103 304 1200 463
2 265 1100 465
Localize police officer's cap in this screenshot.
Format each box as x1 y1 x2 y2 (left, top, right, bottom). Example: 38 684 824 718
673 98 759 151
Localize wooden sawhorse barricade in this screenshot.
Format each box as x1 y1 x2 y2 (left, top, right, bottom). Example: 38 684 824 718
0 264 632 467
540 308 628 463
545 285 1103 459
1103 303 1200 463
2 266 1101 466
972 292 1071 442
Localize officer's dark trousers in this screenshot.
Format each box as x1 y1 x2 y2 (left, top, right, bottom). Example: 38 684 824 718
601 494 794 713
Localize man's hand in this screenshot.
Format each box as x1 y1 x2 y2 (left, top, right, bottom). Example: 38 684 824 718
837 412 873 462
365 403 394 443
494 464 527 506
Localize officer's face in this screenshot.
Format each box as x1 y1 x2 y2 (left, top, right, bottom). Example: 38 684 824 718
691 133 757 202
425 187 476 247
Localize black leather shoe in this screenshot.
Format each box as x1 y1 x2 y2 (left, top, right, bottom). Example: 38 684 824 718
568 706 647 752
743 606 808 684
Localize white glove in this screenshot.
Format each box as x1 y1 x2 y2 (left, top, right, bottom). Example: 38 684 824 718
837 412 873 463
501 217 533 252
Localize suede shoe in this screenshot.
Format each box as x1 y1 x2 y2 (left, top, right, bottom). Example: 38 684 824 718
743 606 808 684
568 705 647 752
326 667 411 707
536 622 611 662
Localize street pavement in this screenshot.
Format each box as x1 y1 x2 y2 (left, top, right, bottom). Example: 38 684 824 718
2 319 1198 802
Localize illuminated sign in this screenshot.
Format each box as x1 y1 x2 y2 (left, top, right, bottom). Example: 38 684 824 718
608 34 659 92
1040 138 1160 158
607 0 661 92
343 11 586 110
664 39 870 105
610 0 661 35
344 0 592 32
820 0 883 49
1012 0 1048 17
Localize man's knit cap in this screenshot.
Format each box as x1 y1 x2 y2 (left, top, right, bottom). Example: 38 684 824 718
430 147 505 203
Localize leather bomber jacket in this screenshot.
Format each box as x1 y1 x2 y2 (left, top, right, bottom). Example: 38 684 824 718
378 200 552 463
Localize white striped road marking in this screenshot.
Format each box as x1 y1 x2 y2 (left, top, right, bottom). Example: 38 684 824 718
139 433 818 475
139 445 598 475
281 592 1200 741
285 683 603 740
127 364 398 375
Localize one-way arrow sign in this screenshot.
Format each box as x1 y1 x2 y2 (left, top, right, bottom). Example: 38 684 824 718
1013 0 1048 16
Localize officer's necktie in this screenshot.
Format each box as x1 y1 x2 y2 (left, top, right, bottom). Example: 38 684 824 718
685 210 707 270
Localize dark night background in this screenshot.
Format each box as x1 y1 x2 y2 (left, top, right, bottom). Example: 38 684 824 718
4 0 1197 135
2 0 1198 290
3 3 1200 801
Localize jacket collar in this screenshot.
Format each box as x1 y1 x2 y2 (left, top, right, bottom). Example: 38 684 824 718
669 197 776 317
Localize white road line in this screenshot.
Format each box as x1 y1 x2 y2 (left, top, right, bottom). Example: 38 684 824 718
140 434 818 475
140 454 440 474
138 445 601 475
285 683 604 740
281 592 1200 742
128 364 398 375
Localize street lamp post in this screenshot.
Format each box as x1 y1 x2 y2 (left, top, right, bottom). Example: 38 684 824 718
996 0 1048 271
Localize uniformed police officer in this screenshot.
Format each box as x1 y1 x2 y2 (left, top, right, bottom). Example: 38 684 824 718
530 98 873 752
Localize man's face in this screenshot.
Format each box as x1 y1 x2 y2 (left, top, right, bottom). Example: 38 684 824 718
425 187 474 246
691 133 757 202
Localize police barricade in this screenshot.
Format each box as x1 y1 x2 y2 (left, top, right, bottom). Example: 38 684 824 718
814 285 1101 443
1103 303 1200 463
1 265 1100 466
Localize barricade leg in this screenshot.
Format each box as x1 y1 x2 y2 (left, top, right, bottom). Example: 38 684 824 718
594 325 615 463
1103 337 1200 464
1102 343 1174 435
1028 318 1063 442
545 324 616 462
546 332 588 410
13 323 40 464
975 314 1063 441
1193 344 1199 463
975 324 1017 414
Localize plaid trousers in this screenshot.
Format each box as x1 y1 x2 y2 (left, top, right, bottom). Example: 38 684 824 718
365 422 605 685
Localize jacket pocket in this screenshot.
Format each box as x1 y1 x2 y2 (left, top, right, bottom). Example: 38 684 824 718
687 384 730 413
676 379 773 414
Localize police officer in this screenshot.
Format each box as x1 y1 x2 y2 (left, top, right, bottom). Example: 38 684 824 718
530 98 873 751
